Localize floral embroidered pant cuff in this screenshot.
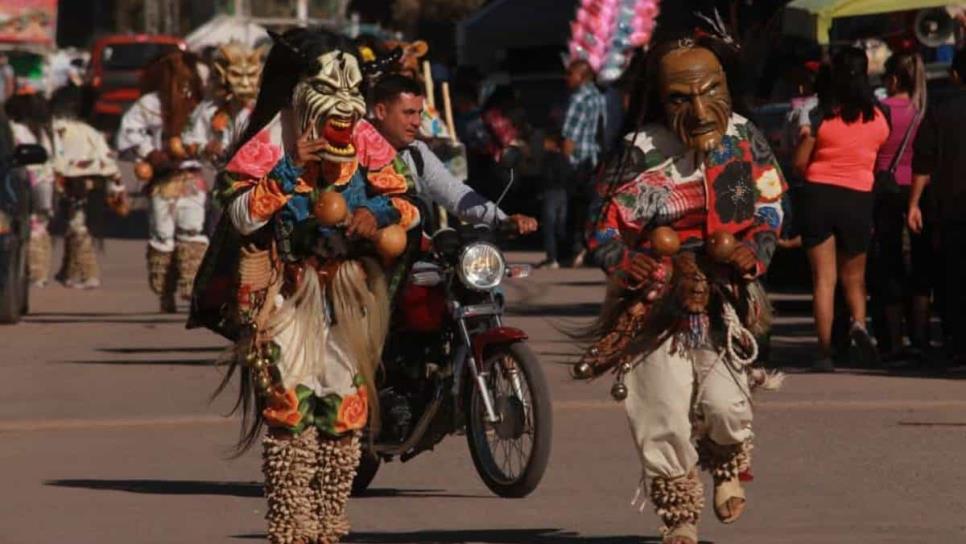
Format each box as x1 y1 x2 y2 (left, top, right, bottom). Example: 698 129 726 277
263 427 361 544
624 339 753 533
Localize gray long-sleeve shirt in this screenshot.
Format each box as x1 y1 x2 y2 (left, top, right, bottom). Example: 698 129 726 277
399 140 508 226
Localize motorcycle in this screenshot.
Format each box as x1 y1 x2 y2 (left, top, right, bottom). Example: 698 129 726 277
352 220 553 498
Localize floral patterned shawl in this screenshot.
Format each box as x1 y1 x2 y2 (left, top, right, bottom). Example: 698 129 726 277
586 113 786 289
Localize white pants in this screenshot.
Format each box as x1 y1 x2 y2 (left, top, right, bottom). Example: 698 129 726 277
624 338 753 480
148 191 208 252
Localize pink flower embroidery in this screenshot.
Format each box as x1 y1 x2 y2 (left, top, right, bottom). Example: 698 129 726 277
226 128 283 179
352 119 396 170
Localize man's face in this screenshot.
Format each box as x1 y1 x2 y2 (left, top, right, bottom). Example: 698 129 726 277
566 64 586 90
373 92 423 149
659 47 732 153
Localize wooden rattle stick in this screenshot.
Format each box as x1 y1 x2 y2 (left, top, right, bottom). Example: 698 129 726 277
423 60 436 111
442 82 458 144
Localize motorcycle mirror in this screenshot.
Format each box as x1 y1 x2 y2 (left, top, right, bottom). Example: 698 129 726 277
13 144 47 167
430 227 460 255
494 168 514 209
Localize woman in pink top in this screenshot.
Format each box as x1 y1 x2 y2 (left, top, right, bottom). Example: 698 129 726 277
869 52 932 361
793 47 890 371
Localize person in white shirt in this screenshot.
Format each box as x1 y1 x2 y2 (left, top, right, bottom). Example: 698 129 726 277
117 50 206 312
368 74 537 234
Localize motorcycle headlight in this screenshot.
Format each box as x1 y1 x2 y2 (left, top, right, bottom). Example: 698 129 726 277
457 242 506 291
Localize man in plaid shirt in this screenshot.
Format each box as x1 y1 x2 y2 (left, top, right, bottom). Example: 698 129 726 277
562 60 605 266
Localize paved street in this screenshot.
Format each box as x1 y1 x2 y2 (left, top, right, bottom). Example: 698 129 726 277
3 238 965 544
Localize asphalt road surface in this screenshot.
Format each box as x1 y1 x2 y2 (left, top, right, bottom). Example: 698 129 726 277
3 239 965 544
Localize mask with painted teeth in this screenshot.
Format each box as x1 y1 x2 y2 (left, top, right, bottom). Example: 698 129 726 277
292 50 366 163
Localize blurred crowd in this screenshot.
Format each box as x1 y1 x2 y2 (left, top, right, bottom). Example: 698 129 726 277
2 21 966 369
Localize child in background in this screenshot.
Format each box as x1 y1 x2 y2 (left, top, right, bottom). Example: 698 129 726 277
537 132 573 269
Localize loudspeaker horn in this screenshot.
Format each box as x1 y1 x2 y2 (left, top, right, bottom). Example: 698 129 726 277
915 8 955 48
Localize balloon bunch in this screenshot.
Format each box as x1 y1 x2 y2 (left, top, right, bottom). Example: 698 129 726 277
568 0 661 83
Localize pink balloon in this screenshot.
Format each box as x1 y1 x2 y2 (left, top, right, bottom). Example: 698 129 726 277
630 30 652 47
571 21 586 41
632 14 656 32
636 1 659 19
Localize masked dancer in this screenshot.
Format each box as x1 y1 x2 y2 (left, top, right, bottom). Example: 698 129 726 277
117 50 206 312
184 41 266 168
50 86 124 289
188 28 419 544
572 34 785 544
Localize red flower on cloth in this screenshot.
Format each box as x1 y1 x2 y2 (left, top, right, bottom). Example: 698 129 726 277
334 388 368 433
352 120 396 170
321 158 359 187
226 128 282 179
248 177 290 222
368 164 409 194
262 388 302 429
391 196 420 230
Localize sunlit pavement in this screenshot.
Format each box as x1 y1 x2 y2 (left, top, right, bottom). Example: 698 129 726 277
3 239 965 543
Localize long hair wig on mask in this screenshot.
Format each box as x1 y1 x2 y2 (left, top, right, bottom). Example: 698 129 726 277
140 50 203 138
230 28 355 156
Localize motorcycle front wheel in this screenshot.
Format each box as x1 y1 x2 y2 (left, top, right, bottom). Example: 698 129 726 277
351 444 381 496
465 342 552 498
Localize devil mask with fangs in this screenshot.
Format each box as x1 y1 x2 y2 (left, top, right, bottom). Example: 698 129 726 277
228 29 367 164
293 50 366 163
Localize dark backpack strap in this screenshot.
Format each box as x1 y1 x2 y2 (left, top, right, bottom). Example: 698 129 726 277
409 144 424 178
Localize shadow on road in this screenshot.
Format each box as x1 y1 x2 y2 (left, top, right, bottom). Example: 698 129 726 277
552 280 606 288
57 358 216 366
46 478 262 497
234 529 670 543
356 488 492 499
99 346 224 354
507 303 601 318
26 315 187 325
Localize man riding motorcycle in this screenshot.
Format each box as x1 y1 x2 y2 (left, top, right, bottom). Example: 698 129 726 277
367 74 537 234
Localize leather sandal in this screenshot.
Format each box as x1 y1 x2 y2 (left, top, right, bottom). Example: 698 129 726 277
713 476 746 524
662 522 697 544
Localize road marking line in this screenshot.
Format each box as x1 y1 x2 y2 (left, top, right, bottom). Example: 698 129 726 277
4 399 966 433
0 415 235 433
553 399 966 412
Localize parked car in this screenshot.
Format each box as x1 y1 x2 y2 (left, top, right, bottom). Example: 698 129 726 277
87 34 184 132
0 112 49 324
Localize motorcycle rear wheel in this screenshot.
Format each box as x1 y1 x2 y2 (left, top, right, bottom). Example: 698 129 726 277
465 341 552 498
